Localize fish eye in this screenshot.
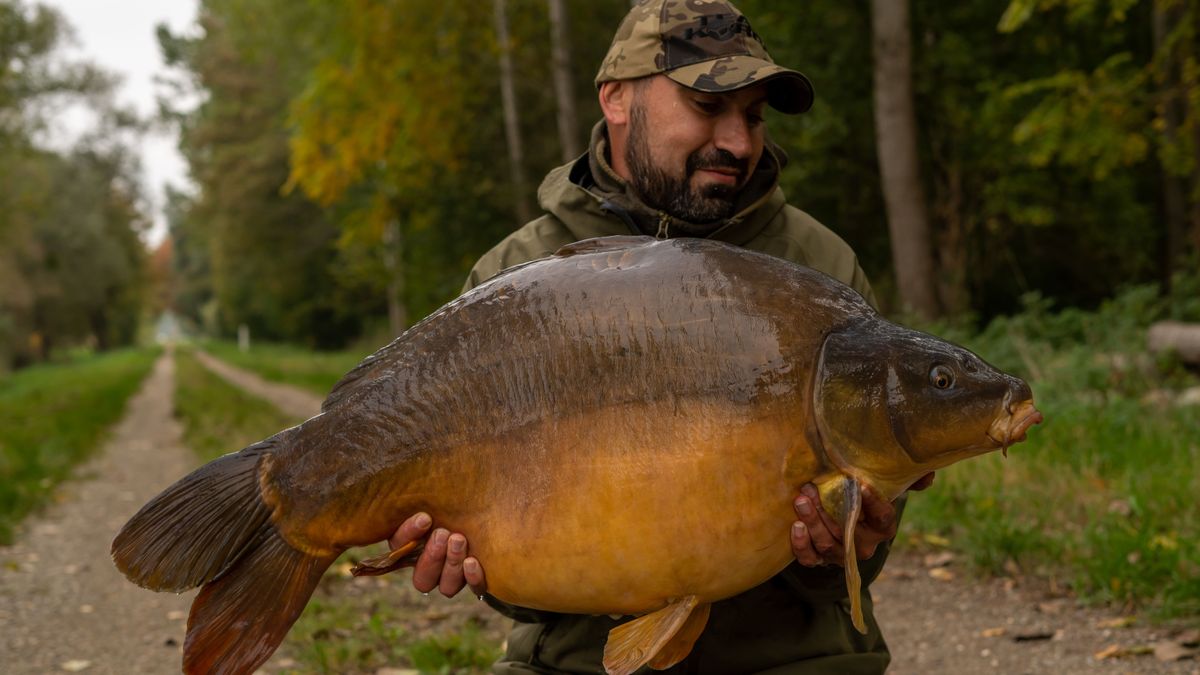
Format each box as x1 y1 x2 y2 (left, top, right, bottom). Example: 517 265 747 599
930 365 955 390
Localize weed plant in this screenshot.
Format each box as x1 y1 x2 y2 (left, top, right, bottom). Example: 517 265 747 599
173 348 303 462
901 274 1200 619
201 341 371 397
0 348 158 543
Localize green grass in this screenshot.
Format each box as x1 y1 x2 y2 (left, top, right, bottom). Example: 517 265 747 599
200 340 372 397
900 283 1200 620
276 566 506 675
0 347 159 544
173 347 304 461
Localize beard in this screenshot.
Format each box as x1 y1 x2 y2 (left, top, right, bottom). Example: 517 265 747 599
624 103 750 229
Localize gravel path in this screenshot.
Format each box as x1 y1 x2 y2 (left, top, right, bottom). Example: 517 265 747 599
1 349 1194 675
0 352 196 675
874 550 1199 674
192 350 323 419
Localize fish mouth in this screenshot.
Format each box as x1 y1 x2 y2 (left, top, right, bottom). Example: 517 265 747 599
986 400 1043 457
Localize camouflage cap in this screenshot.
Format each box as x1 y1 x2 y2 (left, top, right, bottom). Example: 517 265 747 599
595 0 814 114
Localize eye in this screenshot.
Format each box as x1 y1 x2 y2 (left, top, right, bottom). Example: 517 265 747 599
694 99 721 115
930 365 955 390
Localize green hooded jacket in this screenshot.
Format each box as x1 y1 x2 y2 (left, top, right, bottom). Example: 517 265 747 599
468 122 893 674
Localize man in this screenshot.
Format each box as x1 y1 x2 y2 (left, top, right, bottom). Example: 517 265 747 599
386 1 932 671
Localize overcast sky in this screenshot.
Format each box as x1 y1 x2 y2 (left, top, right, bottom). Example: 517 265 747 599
42 0 200 247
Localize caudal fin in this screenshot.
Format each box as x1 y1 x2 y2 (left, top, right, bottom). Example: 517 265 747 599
111 435 279 591
184 529 335 674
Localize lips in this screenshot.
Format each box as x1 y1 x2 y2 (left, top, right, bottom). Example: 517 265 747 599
986 400 1043 456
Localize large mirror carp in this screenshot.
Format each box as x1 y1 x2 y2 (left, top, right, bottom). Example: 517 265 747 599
112 236 1041 675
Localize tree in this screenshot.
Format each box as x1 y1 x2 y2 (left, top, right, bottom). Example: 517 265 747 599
548 0 582 161
871 0 941 319
495 0 534 225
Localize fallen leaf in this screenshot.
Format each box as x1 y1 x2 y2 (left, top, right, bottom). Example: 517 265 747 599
78 604 93 614
1095 616 1136 629
923 533 951 547
1036 600 1065 615
980 627 1006 638
1154 641 1196 662
928 568 955 581
60 660 91 672
923 551 955 568
166 610 186 621
1094 644 1153 659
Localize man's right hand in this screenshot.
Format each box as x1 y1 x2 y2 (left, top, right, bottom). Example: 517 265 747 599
389 512 487 598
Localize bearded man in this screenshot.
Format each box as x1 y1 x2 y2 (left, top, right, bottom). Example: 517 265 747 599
386 1 932 672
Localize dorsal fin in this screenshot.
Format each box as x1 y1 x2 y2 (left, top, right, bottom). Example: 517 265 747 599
554 235 655 258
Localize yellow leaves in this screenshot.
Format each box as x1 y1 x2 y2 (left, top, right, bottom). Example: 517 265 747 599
285 1 474 207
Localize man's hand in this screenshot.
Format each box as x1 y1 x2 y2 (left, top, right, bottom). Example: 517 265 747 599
389 512 487 598
790 472 935 567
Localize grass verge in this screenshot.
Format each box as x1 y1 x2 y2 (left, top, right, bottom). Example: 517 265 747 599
901 284 1200 620
173 347 303 461
0 347 159 544
275 562 507 674
200 340 371 398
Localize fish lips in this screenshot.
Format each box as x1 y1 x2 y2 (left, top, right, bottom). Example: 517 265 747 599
986 401 1043 455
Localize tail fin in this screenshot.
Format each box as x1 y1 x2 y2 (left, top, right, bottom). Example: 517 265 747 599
183 529 335 675
111 435 281 592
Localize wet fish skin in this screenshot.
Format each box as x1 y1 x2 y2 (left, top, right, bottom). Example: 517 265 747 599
112 235 1039 675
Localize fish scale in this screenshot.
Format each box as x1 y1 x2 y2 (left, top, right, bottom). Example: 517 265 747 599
112 235 1040 675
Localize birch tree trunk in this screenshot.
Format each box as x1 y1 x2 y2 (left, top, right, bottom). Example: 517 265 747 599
548 0 581 161
871 0 940 319
494 0 533 224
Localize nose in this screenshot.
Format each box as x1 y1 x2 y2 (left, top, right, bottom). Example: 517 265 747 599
713 114 754 160
1005 376 1034 413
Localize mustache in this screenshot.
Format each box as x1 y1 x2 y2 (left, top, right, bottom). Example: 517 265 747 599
686 149 749 179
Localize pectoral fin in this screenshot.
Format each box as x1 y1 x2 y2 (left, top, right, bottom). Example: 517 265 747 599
350 540 422 577
603 595 706 675
841 476 866 634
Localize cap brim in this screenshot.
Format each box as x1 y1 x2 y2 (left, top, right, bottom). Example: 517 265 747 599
666 57 814 114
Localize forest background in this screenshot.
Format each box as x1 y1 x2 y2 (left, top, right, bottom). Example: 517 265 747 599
3 0 1200 366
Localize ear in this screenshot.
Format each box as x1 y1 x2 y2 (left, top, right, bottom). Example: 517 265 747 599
599 80 634 127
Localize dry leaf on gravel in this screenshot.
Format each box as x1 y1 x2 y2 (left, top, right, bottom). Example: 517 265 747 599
928 567 955 581
1095 643 1154 660
980 627 1007 638
1154 641 1198 662
1095 616 1137 629
923 551 955 567
60 660 91 672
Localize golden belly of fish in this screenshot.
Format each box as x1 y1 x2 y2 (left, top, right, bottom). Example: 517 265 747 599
112 236 1041 675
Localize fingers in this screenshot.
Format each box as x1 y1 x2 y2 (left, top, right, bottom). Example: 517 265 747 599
463 556 487 597
438 533 468 597
793 485 844 565
411 528 449 593
854 485 898 560
389 512 432 550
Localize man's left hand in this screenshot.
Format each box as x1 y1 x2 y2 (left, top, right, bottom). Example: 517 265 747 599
790 472 934 567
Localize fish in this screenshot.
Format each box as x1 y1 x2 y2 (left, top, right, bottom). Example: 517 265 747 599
111 235 1042 675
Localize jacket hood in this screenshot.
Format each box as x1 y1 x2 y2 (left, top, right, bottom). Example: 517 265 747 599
536 120 790 246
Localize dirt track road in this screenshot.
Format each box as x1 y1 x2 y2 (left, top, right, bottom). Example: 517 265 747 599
0 349 1194 674
0 352 195 674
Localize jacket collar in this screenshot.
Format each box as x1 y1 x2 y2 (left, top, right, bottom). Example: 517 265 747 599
537 120 789 245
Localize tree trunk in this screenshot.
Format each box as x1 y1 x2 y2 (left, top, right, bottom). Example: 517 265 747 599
871 0 940 319
494 0 533 225
383 218 407 336
1153 0 1190 282
548 0 582 162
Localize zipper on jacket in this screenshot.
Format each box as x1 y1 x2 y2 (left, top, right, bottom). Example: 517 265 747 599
655 213 671 240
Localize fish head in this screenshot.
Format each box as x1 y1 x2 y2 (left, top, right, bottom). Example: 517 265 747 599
812 319 1042 498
